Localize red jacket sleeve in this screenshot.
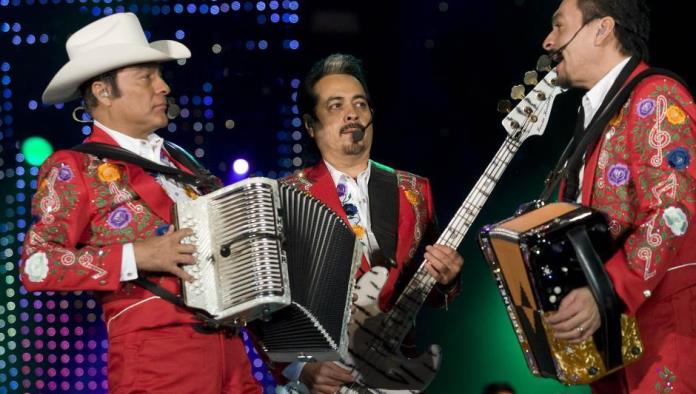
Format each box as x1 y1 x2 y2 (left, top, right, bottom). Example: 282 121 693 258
21 151 123 292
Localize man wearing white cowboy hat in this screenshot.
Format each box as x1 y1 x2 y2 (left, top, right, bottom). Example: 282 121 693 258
20 12 262 394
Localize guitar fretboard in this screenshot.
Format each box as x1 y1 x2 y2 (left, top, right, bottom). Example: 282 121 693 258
382 136 522 345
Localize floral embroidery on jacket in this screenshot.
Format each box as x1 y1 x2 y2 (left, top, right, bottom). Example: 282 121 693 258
396 170 428 259
655 366 676 393
590 76 696 288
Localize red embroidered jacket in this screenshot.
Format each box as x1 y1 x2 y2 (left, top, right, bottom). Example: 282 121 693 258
575 63 696 313
20 126 201 338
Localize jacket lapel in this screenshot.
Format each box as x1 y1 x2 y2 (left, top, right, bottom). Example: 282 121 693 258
86 127 175 223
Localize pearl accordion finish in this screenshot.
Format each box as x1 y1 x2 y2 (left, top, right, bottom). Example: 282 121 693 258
174 177 361 362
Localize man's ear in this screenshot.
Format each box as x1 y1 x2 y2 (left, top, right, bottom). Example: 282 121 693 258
595 17 615 43
92 81 112 106
303 114 315 138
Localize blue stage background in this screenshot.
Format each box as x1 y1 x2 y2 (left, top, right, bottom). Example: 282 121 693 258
2 1 695 393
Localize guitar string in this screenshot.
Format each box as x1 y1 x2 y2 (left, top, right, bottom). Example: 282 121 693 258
344 138 524 390
342 81 557 392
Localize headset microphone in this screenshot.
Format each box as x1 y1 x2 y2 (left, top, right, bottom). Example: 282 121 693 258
548 22 590 63
166 97 181 120
351 111 374 143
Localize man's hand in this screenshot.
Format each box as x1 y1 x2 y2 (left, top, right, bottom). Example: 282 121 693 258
424 244 463 286
546 287 601 343
299 362 354 394
133 225 196 282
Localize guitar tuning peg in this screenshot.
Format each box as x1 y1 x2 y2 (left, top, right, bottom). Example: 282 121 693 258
511 85 525 101
524 71 538 86
536 54 552 72
497 99 512 114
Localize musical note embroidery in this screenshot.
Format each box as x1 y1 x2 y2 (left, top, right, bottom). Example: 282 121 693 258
108 182 143 215
597 149 610 190
26 230 107 279
637 247 656 281
39 168 61 225
650 173 678 208
78 252 107 279
648 96 671 168
644 213 663 248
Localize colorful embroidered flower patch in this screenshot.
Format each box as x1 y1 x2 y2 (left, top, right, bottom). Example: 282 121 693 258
351 224 366 238
97 162 121 182
607 163 630 187
107 207 133 229
336 183 347 197
662 206 688 236
25 252 49 282
609 109 624 126
342 202 358 217
404 190 420 206
667 147 690 170
57 165 74 182
637 98 656 118
665 105 686 125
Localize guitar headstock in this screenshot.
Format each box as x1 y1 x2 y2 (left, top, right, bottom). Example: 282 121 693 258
498 55 566 143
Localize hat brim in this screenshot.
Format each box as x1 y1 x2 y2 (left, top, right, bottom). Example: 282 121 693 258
42 40 191 104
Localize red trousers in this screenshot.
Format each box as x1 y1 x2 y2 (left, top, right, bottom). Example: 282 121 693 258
108 324 263 394
592 286 696 394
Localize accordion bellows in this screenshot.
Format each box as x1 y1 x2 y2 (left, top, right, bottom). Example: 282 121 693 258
175 178 361 362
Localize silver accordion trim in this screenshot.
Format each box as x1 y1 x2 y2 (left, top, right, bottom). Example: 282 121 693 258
175 177 361 362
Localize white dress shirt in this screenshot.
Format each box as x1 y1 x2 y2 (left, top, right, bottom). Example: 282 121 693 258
576 57 631 202
95 120 195 281
324 160 382 262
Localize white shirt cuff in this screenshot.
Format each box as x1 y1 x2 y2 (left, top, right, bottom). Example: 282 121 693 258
282 361 306 382
120 243 139 281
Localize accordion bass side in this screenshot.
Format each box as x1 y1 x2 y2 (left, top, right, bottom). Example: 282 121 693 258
478 202 643 384
174 177 361 362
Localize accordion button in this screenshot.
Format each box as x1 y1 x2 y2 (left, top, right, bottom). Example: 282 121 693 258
643 290 652 298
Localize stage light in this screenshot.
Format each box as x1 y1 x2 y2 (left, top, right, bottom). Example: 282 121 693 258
20 137 53 166
233 159 249 175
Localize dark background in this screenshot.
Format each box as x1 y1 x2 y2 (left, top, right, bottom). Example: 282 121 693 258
1 1 694 393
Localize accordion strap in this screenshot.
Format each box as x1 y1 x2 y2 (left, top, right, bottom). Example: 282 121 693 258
539 66 690 202
70 142 219 191
566 226 622 371
133 277 238 332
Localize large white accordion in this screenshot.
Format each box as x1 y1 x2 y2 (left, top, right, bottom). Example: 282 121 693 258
174 177 362 361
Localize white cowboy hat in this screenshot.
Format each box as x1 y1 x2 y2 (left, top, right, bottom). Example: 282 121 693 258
42 12 190 104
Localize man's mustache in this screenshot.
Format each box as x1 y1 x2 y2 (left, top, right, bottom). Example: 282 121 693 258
340 122 367 143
